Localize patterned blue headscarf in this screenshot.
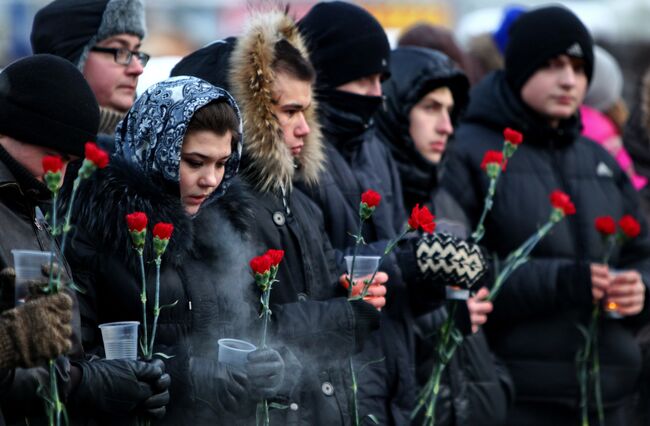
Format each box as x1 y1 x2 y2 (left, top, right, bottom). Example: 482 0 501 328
114 76 243 205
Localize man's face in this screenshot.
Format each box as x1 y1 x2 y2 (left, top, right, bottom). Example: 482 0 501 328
271 72 312 157
336 73 382 97
520 54 588 126
408 87 454 164
83 33 145 113
0 136 75 182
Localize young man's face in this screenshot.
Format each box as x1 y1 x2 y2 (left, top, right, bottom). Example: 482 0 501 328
336 73 382 97
409 86 454 164
0 136 75 182
520 54 588 126
83 33 145 113
271 71 312 157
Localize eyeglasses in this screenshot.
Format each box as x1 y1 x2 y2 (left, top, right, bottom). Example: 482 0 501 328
90 46 150 67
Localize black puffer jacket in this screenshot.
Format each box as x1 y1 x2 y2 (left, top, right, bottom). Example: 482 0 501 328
375 47 512 426
442 70 650 425
0 148 84 425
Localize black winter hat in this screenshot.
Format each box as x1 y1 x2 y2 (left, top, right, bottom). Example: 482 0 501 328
170 38 236 91
505 5 594 93
0 54 100 156
31 0 146 71
298 1 390 88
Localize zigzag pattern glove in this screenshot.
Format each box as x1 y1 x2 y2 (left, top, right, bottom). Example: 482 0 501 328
415 233 487 291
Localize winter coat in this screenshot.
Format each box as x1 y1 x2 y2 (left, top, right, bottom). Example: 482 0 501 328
64 77 263 425
375 47 512 426
441 70 650 425
171 12 377 425
0 147 84 425
295 77 446 423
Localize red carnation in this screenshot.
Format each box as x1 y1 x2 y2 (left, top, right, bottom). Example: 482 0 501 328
84 142 109 169
361 190 381 208
250 254 273 275
594 216 616 236
126 212 148 232
503 128 523 145
480 150 505 172
550 190 576 216
408 204 436 234
42 156 64 174
619 215 641 239
153 222 174 240
265 249 285 267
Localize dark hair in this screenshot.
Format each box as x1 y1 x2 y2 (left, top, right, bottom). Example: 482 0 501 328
187 100 240 150
272 39 315 82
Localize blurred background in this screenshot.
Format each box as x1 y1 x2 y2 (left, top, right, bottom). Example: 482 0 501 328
2 0 650 103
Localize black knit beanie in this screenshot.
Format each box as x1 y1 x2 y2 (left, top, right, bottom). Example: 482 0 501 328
505 5 594 94
298 1 390 88
31 0 146 71
0 54 99 157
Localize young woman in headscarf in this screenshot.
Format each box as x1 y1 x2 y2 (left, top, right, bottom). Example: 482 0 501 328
64 76 286 424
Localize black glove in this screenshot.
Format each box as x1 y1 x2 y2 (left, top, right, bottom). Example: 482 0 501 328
246 348 285 400
71 358 169 417
189 356 253 415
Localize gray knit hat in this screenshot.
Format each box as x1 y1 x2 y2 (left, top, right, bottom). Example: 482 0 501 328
31 0 146 71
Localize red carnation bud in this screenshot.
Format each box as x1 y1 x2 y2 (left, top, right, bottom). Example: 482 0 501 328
42 155 64 174
153 222 174 240
480 150 505 172
503 128 523 145
126 212 148 232
594 216 616 236
407 204 436 234
619 215 641 239
361 190 381 208
84 142 109 169
265 249 285 267
250 254 273 275
550 190 576 216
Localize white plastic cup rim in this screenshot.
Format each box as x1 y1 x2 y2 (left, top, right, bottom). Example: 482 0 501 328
98 321 140 329
217 338 256 352
11 250 53 273
344 255 381 278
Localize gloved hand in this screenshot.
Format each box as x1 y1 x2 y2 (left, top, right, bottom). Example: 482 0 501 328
190 356 253 415
246 348 285 400
0 292 72 369
416 232 487 290
72 358 170 417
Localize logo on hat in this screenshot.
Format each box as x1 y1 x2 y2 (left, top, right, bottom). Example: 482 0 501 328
596 161 613 177
566 42 584 58
381 58 387 67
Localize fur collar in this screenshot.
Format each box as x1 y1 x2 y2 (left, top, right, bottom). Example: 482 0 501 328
65 157 253 269
229 10 324 193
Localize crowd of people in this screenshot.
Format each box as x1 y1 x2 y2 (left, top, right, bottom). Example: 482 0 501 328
1 0 650 425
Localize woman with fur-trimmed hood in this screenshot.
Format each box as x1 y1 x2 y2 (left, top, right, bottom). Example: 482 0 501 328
171 11 387 425
64 76 293 424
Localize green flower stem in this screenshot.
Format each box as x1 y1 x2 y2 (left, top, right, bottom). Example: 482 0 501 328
412 302 461 425
148 257 162 357
592 305 604 426
260 289 271 348
137 249 149 359
347 216 365 299
350 357 360 426
471 171 500 244
487 219 556 302
47 192 59 294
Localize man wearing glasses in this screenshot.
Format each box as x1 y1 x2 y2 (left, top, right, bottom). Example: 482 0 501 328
30 0 149 147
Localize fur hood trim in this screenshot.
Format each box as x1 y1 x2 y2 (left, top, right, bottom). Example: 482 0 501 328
229 10 324 193
65 157 253 270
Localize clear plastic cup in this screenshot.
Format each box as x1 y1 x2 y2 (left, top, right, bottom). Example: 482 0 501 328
218 338 256 370
99 321 140 360
11 250 54 306
344 255 380 283
605 269 624 319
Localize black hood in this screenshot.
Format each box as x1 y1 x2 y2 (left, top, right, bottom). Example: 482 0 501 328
375 47 469 207
463 70 582 148
170 37 236 91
